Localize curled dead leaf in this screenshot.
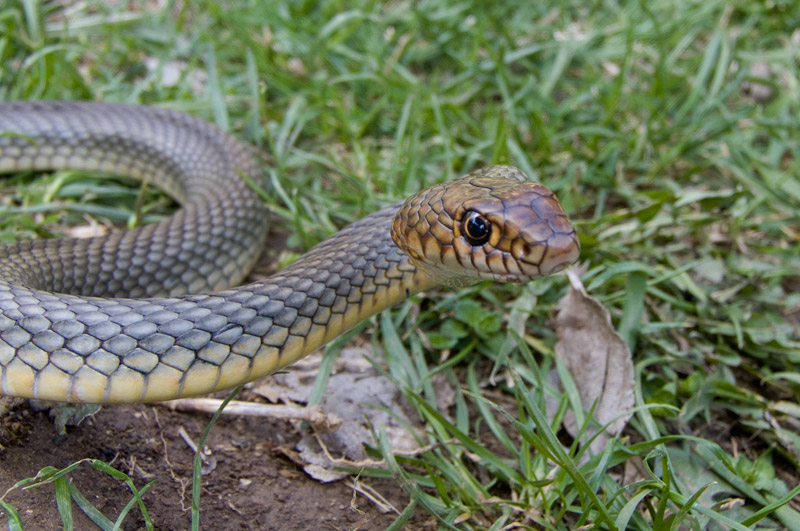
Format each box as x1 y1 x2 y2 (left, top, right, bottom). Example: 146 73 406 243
553 266 635 453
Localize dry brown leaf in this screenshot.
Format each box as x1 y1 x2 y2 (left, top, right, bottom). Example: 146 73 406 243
554 266 635 454
249 345 421 482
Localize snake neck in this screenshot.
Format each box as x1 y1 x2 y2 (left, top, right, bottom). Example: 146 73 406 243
245 205 437 371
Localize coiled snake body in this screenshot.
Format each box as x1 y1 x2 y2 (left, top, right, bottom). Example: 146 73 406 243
0 102 579 404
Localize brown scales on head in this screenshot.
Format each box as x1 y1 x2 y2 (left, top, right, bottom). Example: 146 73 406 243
391 165 580 287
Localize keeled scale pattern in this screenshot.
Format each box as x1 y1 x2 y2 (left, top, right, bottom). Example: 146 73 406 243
0 102 268 297
0 204 422 402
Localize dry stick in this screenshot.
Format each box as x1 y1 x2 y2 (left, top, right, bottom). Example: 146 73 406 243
162 398 343 433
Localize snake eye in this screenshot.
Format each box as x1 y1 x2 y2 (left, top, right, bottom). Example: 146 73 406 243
462 211 491 246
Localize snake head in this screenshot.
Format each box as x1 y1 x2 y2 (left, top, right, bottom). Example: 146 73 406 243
391 165 580 287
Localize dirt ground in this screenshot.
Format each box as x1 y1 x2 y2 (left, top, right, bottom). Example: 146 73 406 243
0 393 432 530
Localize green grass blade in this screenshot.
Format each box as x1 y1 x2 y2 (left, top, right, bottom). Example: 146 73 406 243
68 484 114 531
53 476 73 531
192 385 243 531
0 500 24 531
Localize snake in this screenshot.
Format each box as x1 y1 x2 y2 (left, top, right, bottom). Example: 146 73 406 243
0 101 580 404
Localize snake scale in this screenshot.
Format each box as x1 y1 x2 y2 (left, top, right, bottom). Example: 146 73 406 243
0 101 580 404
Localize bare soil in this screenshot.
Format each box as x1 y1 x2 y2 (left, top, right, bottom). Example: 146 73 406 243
0 395 431 530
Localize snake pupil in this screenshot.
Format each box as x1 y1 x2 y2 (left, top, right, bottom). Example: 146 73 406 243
463 211 490 246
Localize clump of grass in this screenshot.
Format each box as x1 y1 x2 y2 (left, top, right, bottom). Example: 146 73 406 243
1 0 799 529
0 459 155 531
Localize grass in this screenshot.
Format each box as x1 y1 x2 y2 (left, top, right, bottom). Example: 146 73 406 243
1 0 799 529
